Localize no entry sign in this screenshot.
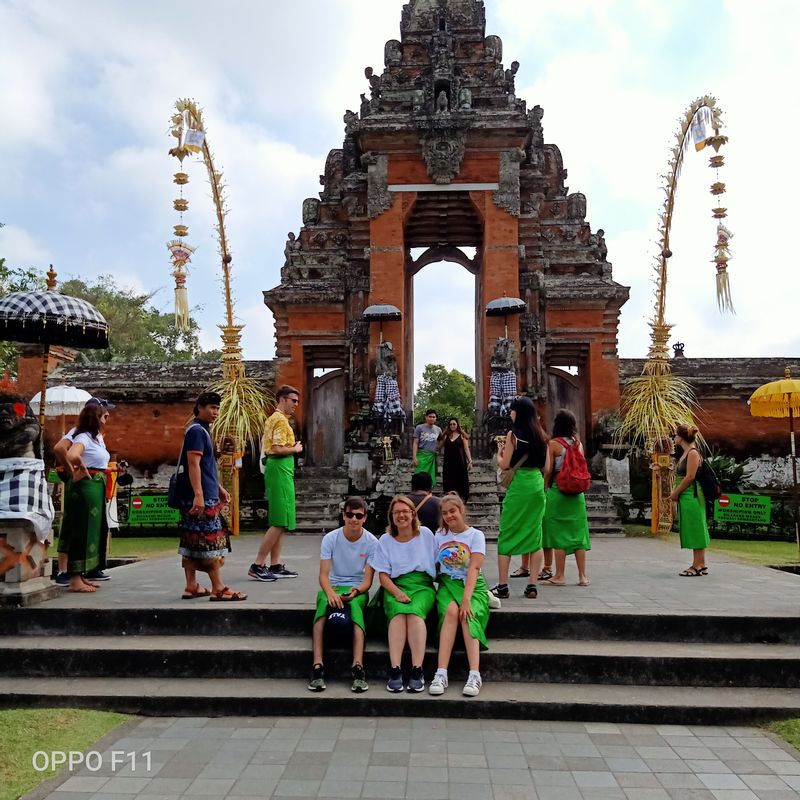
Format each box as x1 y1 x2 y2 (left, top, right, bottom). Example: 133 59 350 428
713 492 771 525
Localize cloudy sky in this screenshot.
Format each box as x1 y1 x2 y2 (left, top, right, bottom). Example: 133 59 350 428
1 0 798 389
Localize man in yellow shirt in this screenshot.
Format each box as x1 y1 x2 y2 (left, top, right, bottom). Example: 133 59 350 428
248 385 303 581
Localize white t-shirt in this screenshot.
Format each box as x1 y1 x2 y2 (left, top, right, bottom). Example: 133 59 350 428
72 432 110 469
369 527 436 579
320 527 379 587
435 526 486 583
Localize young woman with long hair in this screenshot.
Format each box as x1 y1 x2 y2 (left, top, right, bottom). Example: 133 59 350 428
438 417 473 501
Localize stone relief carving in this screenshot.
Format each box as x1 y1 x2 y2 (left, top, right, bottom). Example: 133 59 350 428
384 39 402 66
421 128 467 184
505 60 519 94
362 152 394 218
567 192 586 220
458 87 472 109
360 93 371 118
283 232 301 265
412 85 425 112
484 34 502 62
302 198 321 225
321 149 344 200
343 109 359 135
365 66 382 102
493 148 525 216
436 89 449 113
522 192 545 215
342 194 366 219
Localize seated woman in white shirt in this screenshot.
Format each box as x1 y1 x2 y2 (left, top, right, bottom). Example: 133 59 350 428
369 495 436 694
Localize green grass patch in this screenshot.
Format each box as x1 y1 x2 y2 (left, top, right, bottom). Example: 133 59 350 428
0 708 128 800
767 718 800 752
624 524 799 567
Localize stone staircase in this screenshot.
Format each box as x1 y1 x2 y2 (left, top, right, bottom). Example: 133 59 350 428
293 466 350 535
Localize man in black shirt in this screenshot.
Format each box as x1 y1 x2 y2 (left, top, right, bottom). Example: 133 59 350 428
406 471 441 532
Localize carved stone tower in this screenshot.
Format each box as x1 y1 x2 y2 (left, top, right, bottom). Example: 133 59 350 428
264 0 628 463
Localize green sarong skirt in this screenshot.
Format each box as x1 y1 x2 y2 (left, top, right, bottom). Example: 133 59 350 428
677 482 710 550
543 486 591 554
416 450 437 487
58 473 106 574
498 468 545 556
265 455 296 530
436 573 490 650
314 586 368 632
383 570 435 622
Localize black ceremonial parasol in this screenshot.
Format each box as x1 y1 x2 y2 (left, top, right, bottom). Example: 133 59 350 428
363 302 402 344
485 295 526 338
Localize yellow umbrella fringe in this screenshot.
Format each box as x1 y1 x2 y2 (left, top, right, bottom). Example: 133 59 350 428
208 375 275 453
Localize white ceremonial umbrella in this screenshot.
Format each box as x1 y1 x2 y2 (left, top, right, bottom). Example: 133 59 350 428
29 385 92 435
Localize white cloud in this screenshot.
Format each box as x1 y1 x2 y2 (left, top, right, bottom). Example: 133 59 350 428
0 225 52 268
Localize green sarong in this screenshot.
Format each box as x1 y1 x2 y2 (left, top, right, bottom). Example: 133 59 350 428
58 473 106 574
314 586 368 631
543 486 591 554
498 468 545 556
265 455 296 530
416 450 437 488
677 481 710 550
436 573 490 651
383 570 435 621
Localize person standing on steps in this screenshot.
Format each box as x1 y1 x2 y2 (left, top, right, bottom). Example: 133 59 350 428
438 417 473 501
412 409 442 487
249 385 303 582
491 396 550 601
542 409 591 587
308 496 378 693
669 424 710 576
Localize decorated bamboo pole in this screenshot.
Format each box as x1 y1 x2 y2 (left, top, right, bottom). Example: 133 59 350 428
617 96 732 533
168 99 272 534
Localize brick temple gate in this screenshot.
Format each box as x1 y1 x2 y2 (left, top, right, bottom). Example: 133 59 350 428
264 0 628 461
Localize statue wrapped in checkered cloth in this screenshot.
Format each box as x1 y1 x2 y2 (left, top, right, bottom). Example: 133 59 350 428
373 342 405 422
488 338 518 418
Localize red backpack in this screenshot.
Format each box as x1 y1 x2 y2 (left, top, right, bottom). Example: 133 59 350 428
555 437 591 495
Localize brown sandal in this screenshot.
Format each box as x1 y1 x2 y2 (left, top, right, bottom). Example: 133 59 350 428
210 586 247 601
181 585 212 599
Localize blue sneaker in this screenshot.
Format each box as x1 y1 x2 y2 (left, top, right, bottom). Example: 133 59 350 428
386 666 404 693
54 571 70 588
407 665 425 693
248 563 277 582
85 568 110 581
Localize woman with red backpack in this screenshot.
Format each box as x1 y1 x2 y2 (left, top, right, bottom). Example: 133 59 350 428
542 409 591 587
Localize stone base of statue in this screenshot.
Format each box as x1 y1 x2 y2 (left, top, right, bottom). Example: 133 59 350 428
0 519 59 607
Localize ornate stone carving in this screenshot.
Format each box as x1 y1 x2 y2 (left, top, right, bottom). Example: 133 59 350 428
519 272 541 292
505 60 519 94
343 109 359 135
484 34 502 62
493 148 525 216
384 39 402 66
348 319 370 344
362 152 394 218
412 84 425 112
321 149 344 200
567 192 586 220
520 312 540 338
302 198 321 225
458 87 472 109
360 93 371 118
283 231 301 265
365 66 382 105
421 128 467 185
342 194 366 219
436 89 449 113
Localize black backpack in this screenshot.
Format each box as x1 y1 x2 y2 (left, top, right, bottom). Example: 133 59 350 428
694 457 721 506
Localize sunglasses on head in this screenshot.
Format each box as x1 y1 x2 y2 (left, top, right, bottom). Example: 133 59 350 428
344 511 365 520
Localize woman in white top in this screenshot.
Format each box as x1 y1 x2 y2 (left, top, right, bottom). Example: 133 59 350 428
369 495 436 694
59 404 111 592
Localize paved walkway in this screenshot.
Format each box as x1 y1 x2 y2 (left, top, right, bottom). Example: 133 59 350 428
39 535 800 616
37 716 800 800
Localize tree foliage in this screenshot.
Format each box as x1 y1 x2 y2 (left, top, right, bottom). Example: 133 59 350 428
413 364 475 431
0 261 216 371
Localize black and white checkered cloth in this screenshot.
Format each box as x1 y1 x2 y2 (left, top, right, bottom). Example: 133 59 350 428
373 374 405 419
0 458 54 542
488 370 517 416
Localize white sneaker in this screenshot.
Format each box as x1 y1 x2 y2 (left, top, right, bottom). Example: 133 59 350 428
429 671 448 696
488 592 502 609
463 672 482 697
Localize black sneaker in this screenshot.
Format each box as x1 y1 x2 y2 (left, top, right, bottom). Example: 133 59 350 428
386 666 404 693
247 563 277 582
85 568 110 581
308 664 326 692
490 583 509 599
351 664 368 693
407 665 425 693
54 571 70 588
269 563 298 579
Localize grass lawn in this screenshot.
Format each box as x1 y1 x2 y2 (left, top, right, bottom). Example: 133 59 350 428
767 719 800 752
624 524 799 567
0 709 128 800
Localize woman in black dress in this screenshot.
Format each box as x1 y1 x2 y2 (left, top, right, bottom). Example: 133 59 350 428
438 418 473 502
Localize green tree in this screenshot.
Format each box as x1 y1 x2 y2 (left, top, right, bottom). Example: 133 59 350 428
413 364 476 431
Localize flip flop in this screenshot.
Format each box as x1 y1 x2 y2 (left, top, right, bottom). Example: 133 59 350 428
578 579 591 587
510 567 530 578
543 578 566 586
181 586 212 599
210 586 247 602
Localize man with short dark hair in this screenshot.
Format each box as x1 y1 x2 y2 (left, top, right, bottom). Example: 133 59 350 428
407 471 441 533
412 409 441 487
249 385 303 581
308 496 378 693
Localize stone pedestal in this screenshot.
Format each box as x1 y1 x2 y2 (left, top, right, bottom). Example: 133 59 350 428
0 519 58 607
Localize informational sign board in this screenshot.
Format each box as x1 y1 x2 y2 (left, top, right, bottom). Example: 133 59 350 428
127 494 180 526
713 493 771 525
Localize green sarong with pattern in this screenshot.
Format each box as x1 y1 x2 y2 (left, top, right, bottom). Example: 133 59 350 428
436 573 490 651
383 570 435 621
416 450 437 487
314 586 368 632
265 455 296 530
58 473 106 574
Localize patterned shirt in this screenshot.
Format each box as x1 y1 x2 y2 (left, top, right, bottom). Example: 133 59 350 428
263 410 295 454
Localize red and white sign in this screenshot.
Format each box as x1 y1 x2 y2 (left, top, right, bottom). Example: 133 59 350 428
131 497 143 509
717 495 730 508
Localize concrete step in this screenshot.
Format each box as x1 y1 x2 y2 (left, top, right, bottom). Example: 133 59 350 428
2 676 798 725
2 636 798 688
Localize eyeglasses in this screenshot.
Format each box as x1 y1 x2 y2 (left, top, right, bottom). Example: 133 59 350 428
344 511 365 520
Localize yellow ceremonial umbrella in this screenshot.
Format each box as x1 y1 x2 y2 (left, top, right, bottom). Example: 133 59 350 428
748 366 800 550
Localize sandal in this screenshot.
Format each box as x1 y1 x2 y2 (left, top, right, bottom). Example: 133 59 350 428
679 566 705 577
210 586 248 601
181 585 212 599
537 568 553 581
523 583 538 599
510 567 530 578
